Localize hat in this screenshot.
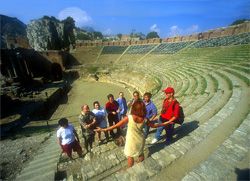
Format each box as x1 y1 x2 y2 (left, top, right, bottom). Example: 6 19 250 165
163 87 175 94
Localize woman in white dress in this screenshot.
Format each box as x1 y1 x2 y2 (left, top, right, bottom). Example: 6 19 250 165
96 100 154 168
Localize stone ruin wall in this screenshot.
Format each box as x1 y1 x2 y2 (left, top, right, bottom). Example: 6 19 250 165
1 49 69 82
38 50 68 71
77 21 250 47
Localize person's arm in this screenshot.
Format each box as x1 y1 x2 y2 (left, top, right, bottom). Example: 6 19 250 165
149 104 158 121
79 114 88 129
73 128 80 142
96 116 128 132
57 137 62 145
105 103 112 114
85 115 97 128
155 102 180 127
158 116 176 126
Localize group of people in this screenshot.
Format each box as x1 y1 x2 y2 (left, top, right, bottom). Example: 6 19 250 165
57 87 180 168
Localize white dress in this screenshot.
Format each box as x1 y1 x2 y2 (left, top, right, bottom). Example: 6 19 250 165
124 115 145 157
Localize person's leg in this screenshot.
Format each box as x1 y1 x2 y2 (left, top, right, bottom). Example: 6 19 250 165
165 123 175 144
72 140 83 157
154 117 164 139
144 124 150 138
83 135 89 152
127 156 134 168
108 116 115 137
115 118 121 136
104 128 109 141
97 132 101 142
137 153 144 163
62 144 73 159
89 134 95 150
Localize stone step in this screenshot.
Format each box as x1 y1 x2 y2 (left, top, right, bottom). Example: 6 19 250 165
15 134 60 181
182 113 250 181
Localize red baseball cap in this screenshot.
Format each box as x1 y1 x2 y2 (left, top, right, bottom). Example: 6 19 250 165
163 87 175 94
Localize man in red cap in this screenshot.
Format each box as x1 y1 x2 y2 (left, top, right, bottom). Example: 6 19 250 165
151 87 180 145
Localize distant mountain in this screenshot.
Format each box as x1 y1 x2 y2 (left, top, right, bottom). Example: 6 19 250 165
80 26 95 32
0 14 27 37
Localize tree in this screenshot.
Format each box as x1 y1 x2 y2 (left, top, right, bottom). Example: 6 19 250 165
146 31 159 39
230 19 249 26
93 31 103 39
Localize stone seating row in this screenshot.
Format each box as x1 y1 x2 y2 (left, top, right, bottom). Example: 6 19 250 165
125 44 157 54
182 113 249 181
151 41 193 54
101 46 128 54
189 32 250 48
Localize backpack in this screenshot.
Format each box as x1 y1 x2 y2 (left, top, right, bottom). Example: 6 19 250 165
174 104 185 125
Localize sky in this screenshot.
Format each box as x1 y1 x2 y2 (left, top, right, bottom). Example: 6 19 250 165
1 0 249 38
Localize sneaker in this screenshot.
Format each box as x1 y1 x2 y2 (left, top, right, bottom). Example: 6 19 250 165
151 138 158 144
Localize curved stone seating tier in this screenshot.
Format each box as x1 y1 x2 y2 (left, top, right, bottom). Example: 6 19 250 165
175 68 211 98
184 69 233 122
222 68 250 86
101 46 128 54
183 65 217 93
182 113 250 181
151 41 194 54
125 44 157 54
189 32 250 48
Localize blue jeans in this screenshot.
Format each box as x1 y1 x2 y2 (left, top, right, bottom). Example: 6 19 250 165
144 119 158 138
155 117 175 143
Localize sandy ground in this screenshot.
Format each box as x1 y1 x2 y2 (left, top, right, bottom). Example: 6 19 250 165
0 79 130 180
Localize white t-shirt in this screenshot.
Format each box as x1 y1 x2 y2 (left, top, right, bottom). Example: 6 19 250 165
56 124 75 145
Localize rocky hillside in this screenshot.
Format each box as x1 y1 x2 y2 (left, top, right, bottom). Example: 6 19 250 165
26 16 75 51
0 15 28 48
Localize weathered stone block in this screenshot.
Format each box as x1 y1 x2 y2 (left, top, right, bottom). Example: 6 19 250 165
142 157 162 177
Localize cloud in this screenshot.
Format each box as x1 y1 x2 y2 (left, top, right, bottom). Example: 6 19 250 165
169 25 181 36
186 25 199 34
103 28 112 35
58 7 92 27
168 24 199 36
150 24 160 33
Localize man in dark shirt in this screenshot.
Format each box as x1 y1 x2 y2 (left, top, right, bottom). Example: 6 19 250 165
79 104 96 152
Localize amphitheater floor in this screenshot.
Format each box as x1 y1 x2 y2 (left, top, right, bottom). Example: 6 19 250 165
62 79 131 125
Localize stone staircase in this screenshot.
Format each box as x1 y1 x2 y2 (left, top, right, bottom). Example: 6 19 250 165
15 134 60 181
